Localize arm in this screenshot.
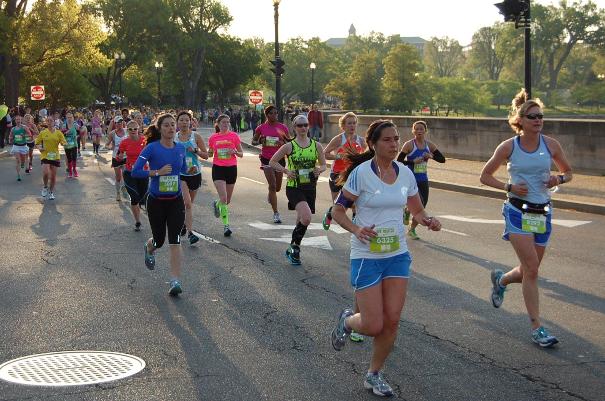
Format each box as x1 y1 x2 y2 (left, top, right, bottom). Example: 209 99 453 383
318 112 323 129
332 189 378 244
545 136 573 186
269 143 295 179
59 132 67 146
314 141 327 176
106 132 114 148
323 135 341 160
479 139 528 197
233 142 244 158
8 128 14 145
132 147 151 178
251 126 262 145
427 142 446 163
194 133 209 159
407 193 442 231
396 142 414 165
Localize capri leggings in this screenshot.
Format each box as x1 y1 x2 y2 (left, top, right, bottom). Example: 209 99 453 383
146 195 185 249
417 180 429 207
123 170 149 206
65 147 78 163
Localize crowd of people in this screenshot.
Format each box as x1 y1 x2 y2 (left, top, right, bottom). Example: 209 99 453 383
0 89 573 397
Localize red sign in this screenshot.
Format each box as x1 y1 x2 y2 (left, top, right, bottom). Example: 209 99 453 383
31 85 45 101
248 90 263 105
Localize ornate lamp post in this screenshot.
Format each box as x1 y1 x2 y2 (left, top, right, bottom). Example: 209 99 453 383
269 0 285 121
309 62 316 105
155 61 163 108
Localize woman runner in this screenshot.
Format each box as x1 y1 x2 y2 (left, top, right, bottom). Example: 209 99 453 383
35 116 67 200
480 89 572 347
62 112 84 178
269 114 326 265
107 116 129 201
330 120 441 397
9 114 32 181
23 114 39 174
208 114 244 237
91 109 104 156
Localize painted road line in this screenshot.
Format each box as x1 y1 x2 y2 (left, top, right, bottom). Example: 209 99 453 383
438 215 591 228
550 219 592 228
240 177 264 185
441 228 469 237
105 177 115 185
260 235 333 250
249 221 348 234
243 152 257 157
191 230 221 244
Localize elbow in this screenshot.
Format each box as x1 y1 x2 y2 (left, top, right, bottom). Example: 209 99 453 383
479 173 489 186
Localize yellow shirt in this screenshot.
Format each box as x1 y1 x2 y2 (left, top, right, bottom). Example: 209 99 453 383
35 128 66 161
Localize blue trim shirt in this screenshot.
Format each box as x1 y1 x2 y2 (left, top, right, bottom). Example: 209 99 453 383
132 141 188 198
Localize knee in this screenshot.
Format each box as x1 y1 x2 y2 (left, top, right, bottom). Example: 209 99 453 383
362 318 384 337
522 264 540 281
300 216 312 226
153 238 165 249
382 316 400 334
267 183 277 192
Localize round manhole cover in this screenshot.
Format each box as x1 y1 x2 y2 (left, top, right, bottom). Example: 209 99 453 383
0 351 145 386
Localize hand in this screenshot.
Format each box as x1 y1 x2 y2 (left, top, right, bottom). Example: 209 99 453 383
186 146 195 154
158 164 172 175
511 183 528 197
423 152 432 161
313 167 323 177
354 224 377 244
422 216 442 231
545 175 559 189
285 169 296 180
414 157 424 164
187 166 198 175
116 153 123 161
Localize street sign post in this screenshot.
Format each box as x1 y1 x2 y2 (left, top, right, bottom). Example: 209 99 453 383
248 90 263 105
30 85 45 101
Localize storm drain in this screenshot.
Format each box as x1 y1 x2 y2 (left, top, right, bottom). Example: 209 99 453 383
0 351 145 386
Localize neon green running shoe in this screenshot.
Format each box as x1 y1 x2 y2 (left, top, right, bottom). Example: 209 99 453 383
403 209 410 226
408 228 420 240
349 330 365 342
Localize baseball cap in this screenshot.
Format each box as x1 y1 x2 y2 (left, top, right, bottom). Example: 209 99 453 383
114 116 123 123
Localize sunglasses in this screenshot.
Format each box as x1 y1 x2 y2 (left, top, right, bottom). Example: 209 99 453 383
296 123 309 128
525 113 544 120
127 128 138 131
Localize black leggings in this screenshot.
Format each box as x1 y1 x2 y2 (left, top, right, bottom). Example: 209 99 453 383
417 180 429 207
65 147 78 162
147 195 185 249
124 171 149 206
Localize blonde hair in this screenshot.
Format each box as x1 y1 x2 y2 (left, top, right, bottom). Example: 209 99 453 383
338 112 357 129
412 120 428 132
508 89 544 134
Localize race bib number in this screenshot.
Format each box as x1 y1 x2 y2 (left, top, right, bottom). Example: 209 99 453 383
521 213 546 234
159 175 179 193
13 133 24 143
186 156 194 168
370 227 400 253
67 136 76 147
46 152 58 160
265 136 279 147
217 148 231 160
414 162 427 174
298 168 311 184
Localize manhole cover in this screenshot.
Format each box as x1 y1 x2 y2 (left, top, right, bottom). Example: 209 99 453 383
0 351 145 386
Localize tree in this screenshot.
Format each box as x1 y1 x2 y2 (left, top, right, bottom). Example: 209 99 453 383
482 80 522 110
466 24 518 81
350 51 382 111
424 37 465 78
382 43 423 113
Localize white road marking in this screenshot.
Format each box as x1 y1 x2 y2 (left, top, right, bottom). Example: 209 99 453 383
318 176 329 182
191 230 221 244
243 152 257 157
439 214 591 228
105 177 115 185
441 228 469 237
260 235 333 250
248 221 348 234
240 177 264 185
550 219 592 228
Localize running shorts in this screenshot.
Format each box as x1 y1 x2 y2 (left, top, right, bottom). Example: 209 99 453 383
350 252 412 291
212 165 237 185
286 186 316 214
180 173 202 191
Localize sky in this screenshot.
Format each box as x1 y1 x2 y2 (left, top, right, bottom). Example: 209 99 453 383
219 0 605 46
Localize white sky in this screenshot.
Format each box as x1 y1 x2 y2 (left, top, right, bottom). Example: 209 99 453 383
219 0 605 46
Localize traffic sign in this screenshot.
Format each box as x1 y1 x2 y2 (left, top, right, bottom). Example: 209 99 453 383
31 85 45 101
248 90 263 105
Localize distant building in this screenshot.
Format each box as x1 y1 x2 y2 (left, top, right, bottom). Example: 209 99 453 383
326 24 427 55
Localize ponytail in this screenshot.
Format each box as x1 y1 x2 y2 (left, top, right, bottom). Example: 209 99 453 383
144 125 161 144
508 88 544 134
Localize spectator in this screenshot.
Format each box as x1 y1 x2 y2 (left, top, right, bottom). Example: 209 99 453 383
308 104 323 141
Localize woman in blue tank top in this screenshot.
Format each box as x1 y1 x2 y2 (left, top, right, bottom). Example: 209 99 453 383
480 89 572 348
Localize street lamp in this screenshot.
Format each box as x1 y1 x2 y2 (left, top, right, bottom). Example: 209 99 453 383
155 61 163 108
309 62 316 105
114 52 126 107
598 74 605 80
269 0 285 121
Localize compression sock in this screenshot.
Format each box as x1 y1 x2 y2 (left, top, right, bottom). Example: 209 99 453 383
219 202 230 226
291 222 308 246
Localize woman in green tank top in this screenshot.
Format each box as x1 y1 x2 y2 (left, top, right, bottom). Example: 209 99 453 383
269 115 326 265
9 114 31 181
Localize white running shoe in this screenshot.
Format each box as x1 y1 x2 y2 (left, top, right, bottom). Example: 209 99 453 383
48 192 56 200
41 187 48 197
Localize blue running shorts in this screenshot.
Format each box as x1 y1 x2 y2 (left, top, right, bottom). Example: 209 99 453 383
502 201 552 247
350 252 412 291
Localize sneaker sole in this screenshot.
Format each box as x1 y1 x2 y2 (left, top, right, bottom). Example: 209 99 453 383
168 286 182 296
363 381 393 397
490 270 503 308
349 335 364 343
532 337 559 348
144 244 155 270
285 250 301 265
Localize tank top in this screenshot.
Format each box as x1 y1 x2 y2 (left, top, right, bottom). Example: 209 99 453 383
63 122 79 149
507 134 552 204
331 133 364 173
175 131 201 176
406 140 430 182
112 130 126 157
12 126 27 146
286 139 319 188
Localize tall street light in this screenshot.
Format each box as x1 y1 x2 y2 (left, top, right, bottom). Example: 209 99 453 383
114 52 126 107
495 0 532 98
155 61 163 108
309 62 316 105
269 0 285 121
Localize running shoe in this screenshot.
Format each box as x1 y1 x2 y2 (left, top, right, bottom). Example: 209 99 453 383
168 279 183 296
331 308 353 351
273 212 282 224
17 175 21 182
349 330 365 342
143 243 155 270
180 225 187 236
68 171 73 178
285 244 301 265
407 228 420 240
223 225 232 237
116 192 121 202
404 209 410 226
41 186 48 197
212 200 220 218
48 192 55 200
322 207 333 230
134 222 141 232
531 326 559 348
73 170 79 178
188 232 200 245
364 371 394 397
25 168 30 174
490 269 506 308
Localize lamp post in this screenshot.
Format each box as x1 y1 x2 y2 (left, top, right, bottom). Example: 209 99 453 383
309 62 316 105
114 52 126 107
270 0 285 122
155 61 163 108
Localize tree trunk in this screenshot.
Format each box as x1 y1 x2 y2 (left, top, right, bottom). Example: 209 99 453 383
4 55 20 107
182 47 206 109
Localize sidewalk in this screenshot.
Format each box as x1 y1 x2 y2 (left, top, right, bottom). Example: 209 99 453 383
235 129 604 215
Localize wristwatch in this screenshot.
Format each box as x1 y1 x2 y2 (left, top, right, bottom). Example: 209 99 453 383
154 170 159 177
194 147 199 155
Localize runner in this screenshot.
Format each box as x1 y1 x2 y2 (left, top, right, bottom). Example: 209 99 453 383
252 105 290 224
480 89 572 347
322 112 366 230
23 114 39 174
118 120 148 231
106 116 129 201
208 114 243 237
397 121 446 240
175 110 208 244
8 114 31 181
329 119 441 397
132 113 190 296
91 109 104 156
269 114 326 265
35 116 67 200
62 112 85 178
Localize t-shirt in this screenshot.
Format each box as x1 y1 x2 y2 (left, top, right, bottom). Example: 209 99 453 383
118 136 147 171
35 128 66 161
208 131 241 167
62 122 80 149
255 122 289 159
344 160 418 260
132 141 188 197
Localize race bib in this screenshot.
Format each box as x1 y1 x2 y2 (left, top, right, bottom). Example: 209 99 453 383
521 213 546 234
370 227 400 253
414 162 427 174
159 175 179 193
13 133 24 144
46 152 58 160
66 136 76 147
186 156 194 168
265 136 279 147
298 168 311 184
217 148 231 160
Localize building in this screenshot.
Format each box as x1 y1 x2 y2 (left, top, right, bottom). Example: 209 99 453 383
325 24 427 55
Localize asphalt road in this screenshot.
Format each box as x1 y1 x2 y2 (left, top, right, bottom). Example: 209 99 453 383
0 147 603 401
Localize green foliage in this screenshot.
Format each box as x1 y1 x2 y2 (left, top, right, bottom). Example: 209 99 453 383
382 44 423 113
424 37 465 78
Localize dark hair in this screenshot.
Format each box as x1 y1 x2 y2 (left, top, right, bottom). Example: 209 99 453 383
214 114 230 133
264 105 276 116
144 113 174 144
337 119 396 186
176 110 192 121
